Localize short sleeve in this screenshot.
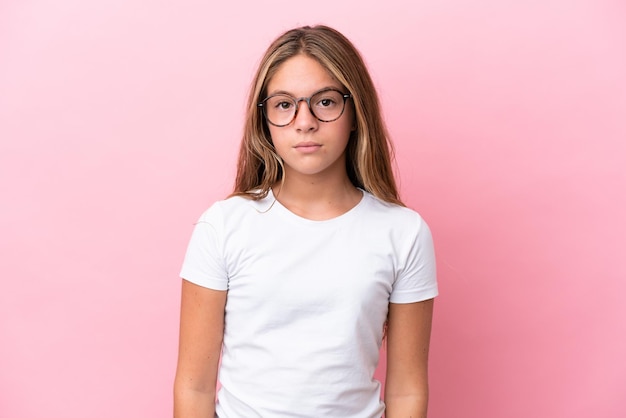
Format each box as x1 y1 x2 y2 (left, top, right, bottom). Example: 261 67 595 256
389 216 438 303
179 204 228 291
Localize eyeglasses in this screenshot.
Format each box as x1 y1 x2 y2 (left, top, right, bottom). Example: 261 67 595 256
258 88 352 127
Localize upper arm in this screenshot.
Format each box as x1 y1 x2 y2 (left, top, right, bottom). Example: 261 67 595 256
384 298 435 417
174 279 227 395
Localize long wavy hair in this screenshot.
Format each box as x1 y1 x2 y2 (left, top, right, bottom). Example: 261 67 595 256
231 25 403 206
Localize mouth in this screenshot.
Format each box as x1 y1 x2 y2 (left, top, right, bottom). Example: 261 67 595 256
294 142 322 153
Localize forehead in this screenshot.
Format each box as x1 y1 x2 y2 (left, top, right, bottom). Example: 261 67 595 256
266 54 341 96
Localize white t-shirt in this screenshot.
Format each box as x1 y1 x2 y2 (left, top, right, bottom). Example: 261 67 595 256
180 189 438 418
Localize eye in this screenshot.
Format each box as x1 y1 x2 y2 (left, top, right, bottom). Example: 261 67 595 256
275 100 293 110
314 96 339 109
312 90 343 109
267 95 295 112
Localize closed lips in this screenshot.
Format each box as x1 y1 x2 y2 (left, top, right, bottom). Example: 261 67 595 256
295 142 321 148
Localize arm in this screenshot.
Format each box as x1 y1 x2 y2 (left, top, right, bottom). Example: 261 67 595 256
384 298 434 418
174 279 227 418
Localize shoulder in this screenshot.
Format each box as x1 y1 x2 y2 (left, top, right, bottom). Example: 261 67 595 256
361 191 430 232
195 193 277 236
197 194 271 221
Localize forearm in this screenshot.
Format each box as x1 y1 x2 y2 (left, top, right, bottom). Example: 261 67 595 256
173 385 215 418
384 391 428 418
384 299 434 418
174 281 225 418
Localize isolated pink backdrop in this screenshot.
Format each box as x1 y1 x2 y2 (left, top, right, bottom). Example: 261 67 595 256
1 1 625 417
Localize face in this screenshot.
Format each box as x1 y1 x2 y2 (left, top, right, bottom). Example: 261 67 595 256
264 54 354 182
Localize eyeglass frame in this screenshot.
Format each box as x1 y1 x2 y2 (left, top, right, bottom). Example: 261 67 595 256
257 88 352 127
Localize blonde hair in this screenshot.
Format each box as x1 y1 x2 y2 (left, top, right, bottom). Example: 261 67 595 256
232 25 403 206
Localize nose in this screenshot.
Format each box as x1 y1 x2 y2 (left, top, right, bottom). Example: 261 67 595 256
293 99 318 131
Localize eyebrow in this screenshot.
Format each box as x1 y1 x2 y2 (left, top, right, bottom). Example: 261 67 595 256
266 86 343 97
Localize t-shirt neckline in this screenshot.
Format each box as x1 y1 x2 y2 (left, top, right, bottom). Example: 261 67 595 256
266 188 367 225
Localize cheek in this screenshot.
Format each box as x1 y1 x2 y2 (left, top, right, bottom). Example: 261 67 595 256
345 104 357 132
338 115 355 140
267 126 289 153
267 125 280 145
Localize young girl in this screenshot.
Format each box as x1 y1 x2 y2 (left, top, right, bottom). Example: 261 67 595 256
174 25 438 418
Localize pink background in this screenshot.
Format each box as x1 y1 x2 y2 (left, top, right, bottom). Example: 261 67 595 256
1 1 625 417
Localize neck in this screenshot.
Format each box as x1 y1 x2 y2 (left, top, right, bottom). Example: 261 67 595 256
272 170 362 221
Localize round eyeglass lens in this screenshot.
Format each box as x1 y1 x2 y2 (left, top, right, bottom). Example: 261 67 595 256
309 90 345 121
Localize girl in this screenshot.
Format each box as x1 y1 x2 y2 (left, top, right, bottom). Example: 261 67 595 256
174 25 438 418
